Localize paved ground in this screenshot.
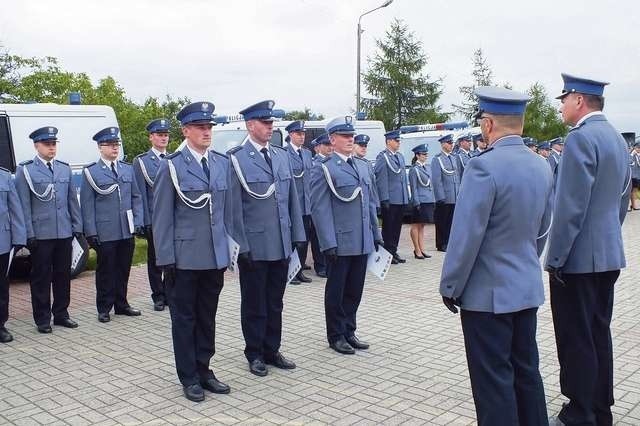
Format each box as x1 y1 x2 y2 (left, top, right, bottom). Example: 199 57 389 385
1 216 640 425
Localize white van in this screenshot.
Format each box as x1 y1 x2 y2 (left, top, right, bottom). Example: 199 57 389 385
398 121 478 164
0 103 121 277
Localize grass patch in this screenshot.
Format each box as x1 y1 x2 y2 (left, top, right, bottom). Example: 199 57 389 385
85 237 149 271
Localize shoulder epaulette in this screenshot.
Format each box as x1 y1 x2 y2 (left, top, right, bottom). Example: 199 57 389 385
211 150 228 159
120 160 131 165
353 156 368 162
476 147 494 157
227 145 243 155
301 146 311 152
321 156 332 163
54 159 69 166
135 152 149 159
84 162 96 168
272 145 286 151
167 151 181 159
19 160 33 166
0 166 10 173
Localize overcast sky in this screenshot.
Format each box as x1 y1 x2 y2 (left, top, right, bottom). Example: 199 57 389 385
2 0 638 132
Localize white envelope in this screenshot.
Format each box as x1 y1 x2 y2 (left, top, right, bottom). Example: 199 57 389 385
126 209 135 234
226 234 240 274
70 237 85 271
6 247 14 277
286 248 302 285
367 246 393 281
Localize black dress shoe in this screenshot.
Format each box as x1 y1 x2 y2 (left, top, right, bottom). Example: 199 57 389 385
346 335 370 350
53 318 78 328
200 377 230 394
316 270 327 278
183 383 205 402
37 324 52 334
289 277 301 285
413 251 425 259
98 313 111 323
391 257 399 265
330 337 355 355
302 264 311 270
437 247 447 252
421 252 432 258
153 301 165 311
249 359 268 377
296 272 312 283
0 327 13 343
393 254 406 263
265 352 296 369
114 307 141 316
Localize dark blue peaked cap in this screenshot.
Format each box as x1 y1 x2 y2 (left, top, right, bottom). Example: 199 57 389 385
146 118 171 133
438 134 454 144
177 102 215 126
29 126 58 142
557 73 609 99
550 137 564 146
475 86 530 116
240 100 285 121
411 144 429 154
285 120 305 133
354 134 370 145
311 133 330 146
523 137 537 146
93 127 120 143
537 141 551 150
384 129 401 140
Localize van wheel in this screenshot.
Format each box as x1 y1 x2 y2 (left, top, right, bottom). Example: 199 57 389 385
71 235 90 279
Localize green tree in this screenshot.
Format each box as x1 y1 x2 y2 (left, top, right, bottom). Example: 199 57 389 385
283 107 324 121
453 48 494 120
523 82 568 140
362 19 447 130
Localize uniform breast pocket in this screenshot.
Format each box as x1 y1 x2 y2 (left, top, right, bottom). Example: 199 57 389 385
175 227 196 240
245 172 271 183
278 169 291 181
335 176 355 188
179 181 207 192
245 224 264 234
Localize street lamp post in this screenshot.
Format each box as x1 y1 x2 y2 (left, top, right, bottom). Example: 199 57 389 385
357 0 393 115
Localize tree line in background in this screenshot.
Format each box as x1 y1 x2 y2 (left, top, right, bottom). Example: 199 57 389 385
2 20 566 159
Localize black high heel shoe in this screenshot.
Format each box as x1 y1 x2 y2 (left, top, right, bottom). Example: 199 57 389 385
414 251 425 259
421 251 432 258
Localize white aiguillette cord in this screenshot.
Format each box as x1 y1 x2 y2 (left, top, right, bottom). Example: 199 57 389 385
84 167 121 201
415 166 431 188
320 163 362 202
22 166 54 201
384 152 402 174
138 159 155 186
167 159 211 212
230 138 276 199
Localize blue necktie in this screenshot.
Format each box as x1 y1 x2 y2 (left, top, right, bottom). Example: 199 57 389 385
201 158 210 182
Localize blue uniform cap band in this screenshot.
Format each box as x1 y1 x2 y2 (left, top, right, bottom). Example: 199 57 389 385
557 73 609 99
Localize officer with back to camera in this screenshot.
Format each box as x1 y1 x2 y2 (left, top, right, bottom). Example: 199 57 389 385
311 116 382 355
0 167 26 343
15 126 83 333
285 120 313 284
153 101 232 402
80 127 144 323
227 100 306 377
133 118 171 311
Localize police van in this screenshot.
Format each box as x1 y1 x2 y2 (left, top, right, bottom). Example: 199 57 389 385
211 115 387 162
398 121 478 164
0 103 121 277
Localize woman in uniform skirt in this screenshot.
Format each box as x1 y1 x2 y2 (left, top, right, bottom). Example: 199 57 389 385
408 144 434 259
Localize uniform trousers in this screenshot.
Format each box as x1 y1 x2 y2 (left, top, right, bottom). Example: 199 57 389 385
461 308 548 426
381 204 405 255
167 268 224 386
239 259 288 362
145 228 165 303
298 215 312 267
95 237 135 314
325 254 368 344
550 270 618 426
434 203 455 250
309 220 326 274
0 252 9 327
29 237 72 326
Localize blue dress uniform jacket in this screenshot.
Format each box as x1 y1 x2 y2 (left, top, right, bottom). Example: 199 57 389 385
545 115 631 273
80 160 143 242
408 163 435 206
287 144 313 216
374 150 409 205
133 149 163 226
456 150 472 178
15 158 82 240
153 149 231 270
310 156 381 256
630 151 640 179
431 153 461 204
0 168 26 254
548 151 561 175
228 141 306 260
440 136 553 314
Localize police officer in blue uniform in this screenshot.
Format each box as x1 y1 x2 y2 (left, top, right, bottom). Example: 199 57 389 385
523 137 538 153
374 130 409 264
630 141 640 210
537 141 551 161
133 118 171 311
472 133 488 156
353 134 379 207
227 100 306 377
548 137 563 175
408 144 434 259
455 133 473 177
81 127 144 323
311 116 382 355
0 167 26 343
15 126 83 333
285 120 313 284
440 86 553 426
431 134 461 252
153 102 231 402
546 74 631 426
309 133 331 278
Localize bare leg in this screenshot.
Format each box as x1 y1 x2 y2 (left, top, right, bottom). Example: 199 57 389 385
410 224 420 254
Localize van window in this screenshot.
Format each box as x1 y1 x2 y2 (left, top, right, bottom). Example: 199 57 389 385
0 116 16 171
303 128 326 149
